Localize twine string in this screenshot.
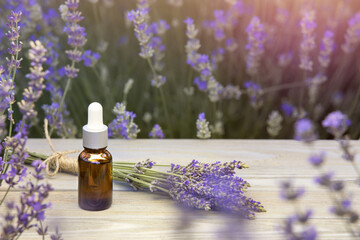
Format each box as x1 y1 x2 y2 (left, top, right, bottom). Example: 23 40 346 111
43 119 79 176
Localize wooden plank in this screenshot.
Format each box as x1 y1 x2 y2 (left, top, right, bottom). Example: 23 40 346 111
1 139 359 239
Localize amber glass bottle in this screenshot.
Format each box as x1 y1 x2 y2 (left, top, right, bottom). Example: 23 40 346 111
78 102 112 211
78 147 112 211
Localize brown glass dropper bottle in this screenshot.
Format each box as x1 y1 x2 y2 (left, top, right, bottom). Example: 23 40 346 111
78 102 112 211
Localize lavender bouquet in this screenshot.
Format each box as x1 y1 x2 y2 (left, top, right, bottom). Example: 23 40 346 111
26 151 265 219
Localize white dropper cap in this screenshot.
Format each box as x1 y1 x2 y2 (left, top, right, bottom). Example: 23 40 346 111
82 102 108 149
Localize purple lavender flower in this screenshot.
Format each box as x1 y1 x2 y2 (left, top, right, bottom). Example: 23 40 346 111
149 124 165 139
278 51 293 67
211 10 229 42
314 172 334 187
322 111 351 138
299 11 317 71
244 81 263 109
221 84 241 100
151 19 170 36
318 30 335 69
280 181 305 201
150 36 166 72
39 1 84 138
109 102 140 139
342 13 360 54
193 77 207 91
42 100 75 138
168 160 265 219
196 113 211 139
128 6 168 88
1 160 54 238
281 102 294 117
184 17 223 102
308 152 325 167
82 50 100 67
245 16 265 76
225 38 238 52
0 73 13 138
149 20 169 73
281 214 317 240
279 180 317 239
294 118 317 143
2 10 23 124
339 136 355 162
127 7 154 59
1 127 28 188
18 40 48 124
50 227 64 240
211 47 225 70
151 75 166 88
59 0 87 79
0 10 27 189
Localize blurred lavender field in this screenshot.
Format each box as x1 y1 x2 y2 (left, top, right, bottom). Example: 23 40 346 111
1 0 360 139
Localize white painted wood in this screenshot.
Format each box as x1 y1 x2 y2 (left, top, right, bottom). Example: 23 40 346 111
1 139 359 239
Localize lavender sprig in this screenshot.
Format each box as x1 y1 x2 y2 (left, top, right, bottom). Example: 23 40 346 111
49 0 87 136
168 160 264 219
0 10 23 189
196 112 211 139
299 10 316 72
1 39 48 197
318 30 335 70
267 111 283 137
292 115 360 238
184 17 224 102
244 81 263 110
127 4 154 59
127 1 171 134
322 111 360 178
108 102 140 139
25 152 265 220
18 40 48 125
149 124 165 139
279 180 317 240
246 16 265 76
342 13 360 54
0 160 54 239
111 159 264 219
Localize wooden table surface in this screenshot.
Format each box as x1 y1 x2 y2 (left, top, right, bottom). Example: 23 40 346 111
1 139 359 240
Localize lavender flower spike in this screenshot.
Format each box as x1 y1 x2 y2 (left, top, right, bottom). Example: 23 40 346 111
294 118 317 143
169 160 264 219
60 0 87 79
184 18 223 102
149 124 165 139
246 16 265 76
4 10 23 123
127 7 154 59
196 113 211 139
318 30 335 69
342 13 360 54
299 11 317 71
18 40 48 124
267 111 283 137
108 102 140 139
322 111 351 138
1 160 54 239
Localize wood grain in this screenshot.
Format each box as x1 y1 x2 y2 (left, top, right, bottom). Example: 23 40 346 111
1 139 359 240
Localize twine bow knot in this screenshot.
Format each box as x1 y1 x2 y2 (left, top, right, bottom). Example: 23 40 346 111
43 119 79 176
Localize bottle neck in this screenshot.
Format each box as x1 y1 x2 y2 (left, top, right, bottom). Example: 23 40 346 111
83 147 107 153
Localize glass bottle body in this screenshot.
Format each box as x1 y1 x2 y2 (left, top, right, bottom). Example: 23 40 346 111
78 147 112 211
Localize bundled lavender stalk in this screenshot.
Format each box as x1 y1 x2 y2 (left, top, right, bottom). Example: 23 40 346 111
26 149 265 218
112 159 266 219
